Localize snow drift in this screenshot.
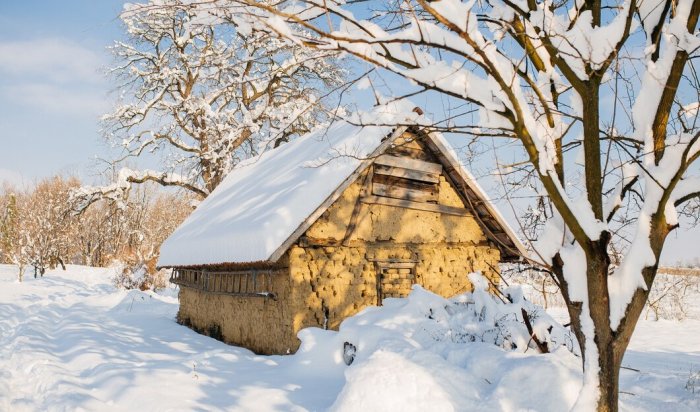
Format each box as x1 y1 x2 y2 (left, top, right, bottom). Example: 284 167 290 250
293 273 582 411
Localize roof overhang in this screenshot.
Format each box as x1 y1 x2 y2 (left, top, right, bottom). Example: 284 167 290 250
418 129 528 261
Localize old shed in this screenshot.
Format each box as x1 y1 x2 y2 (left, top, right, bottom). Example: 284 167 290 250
158 106 526 354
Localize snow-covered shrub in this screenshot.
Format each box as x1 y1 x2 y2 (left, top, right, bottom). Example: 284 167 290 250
501 264 566 309
111 261 146 290
296 273 578 369
645 274 700 321
110 261 172 291
451 273 577 353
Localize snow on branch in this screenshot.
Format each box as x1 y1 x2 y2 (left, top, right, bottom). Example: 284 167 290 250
95 0 348 200
72 168 205 212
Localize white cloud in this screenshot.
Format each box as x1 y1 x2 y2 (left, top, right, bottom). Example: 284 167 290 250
0 37 109 116
0 38 106 84
2 82 109 116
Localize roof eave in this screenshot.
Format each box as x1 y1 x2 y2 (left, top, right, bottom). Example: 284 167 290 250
157 259 286 271
421 131 530 262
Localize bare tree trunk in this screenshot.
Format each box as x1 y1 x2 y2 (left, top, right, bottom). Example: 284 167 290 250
558 233 634 412
574 249 657 411
595 348 621 412
588 236 614 411
591 317 622 412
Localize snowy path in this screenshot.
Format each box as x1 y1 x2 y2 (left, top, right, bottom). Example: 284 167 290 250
0 266 343 411
0 265 699 411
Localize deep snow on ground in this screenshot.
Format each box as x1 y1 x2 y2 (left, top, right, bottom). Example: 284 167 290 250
0 264 698 411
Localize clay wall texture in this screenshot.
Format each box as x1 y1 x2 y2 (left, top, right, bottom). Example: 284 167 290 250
176 266 298 354
287 168 501 346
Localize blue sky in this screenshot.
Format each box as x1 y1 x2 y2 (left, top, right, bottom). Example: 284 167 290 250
0 0 126 185
0 1 696 265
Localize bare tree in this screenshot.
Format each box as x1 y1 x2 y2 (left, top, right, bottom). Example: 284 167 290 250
72 178 191 268
102 185 192 290
207 0 699 410
77 0 346 208
71 199 122 267
644 272 700 320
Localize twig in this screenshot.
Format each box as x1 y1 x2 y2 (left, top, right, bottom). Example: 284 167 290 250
521 308 549 353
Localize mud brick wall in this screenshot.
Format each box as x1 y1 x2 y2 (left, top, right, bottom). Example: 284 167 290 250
306 172 487 244
285 169 501 350
287 244 500 339
176 267 296 355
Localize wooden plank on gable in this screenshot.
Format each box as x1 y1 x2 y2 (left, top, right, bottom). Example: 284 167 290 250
372 182 438 203
373 163 440 183
373 173 437 191
374 155 442 175
361 195 470 216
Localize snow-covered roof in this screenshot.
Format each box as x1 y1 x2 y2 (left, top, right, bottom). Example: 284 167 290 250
158 104 526 268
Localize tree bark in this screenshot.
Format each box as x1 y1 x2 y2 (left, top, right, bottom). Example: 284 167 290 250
592 318 622 412
561 231 642 412
572 243 660 412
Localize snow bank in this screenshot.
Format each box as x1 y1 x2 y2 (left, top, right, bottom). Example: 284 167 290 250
293 274 581 411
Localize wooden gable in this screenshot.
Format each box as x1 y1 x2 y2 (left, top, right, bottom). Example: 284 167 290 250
268 126 525 262
362 129 524 261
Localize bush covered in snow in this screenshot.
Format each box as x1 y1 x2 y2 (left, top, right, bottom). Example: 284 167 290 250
502 264 566 309
291 273 581 411
297 273 578 365
645 274 700 321
110 261 171 291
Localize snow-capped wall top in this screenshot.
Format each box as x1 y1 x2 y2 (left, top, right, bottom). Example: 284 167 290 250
157 104 418 267
158 102 526 267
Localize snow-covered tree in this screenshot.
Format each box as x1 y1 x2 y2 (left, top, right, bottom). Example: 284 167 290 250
79 0 345 206
72 180 191 271
110 189 192 290
22 177 80 277
209 0 698 410
71 199 121 267
0 189 28 281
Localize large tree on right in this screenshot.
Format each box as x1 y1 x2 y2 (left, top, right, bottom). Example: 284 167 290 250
220 0 698 410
